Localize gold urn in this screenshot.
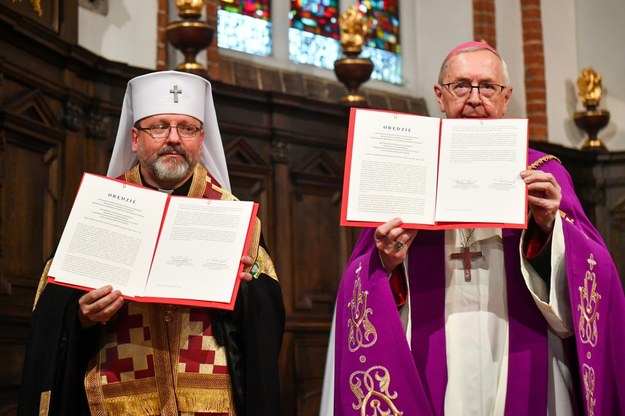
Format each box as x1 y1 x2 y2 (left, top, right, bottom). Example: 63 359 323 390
334 5 374 106
574 67 610 152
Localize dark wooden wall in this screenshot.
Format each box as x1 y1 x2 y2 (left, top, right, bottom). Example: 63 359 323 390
1 3 624 416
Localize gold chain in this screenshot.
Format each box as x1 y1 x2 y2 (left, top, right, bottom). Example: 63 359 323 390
460 228 476 248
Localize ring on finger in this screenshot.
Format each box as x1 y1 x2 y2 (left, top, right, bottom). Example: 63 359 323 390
394 241 404 250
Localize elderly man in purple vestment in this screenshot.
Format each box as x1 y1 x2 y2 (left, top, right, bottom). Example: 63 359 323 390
322 42 625 416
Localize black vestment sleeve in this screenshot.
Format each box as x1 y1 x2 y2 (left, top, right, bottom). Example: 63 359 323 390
215 239 286 416
17 284 100 416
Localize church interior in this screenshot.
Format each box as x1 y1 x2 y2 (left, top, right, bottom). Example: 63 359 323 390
1 1 624 415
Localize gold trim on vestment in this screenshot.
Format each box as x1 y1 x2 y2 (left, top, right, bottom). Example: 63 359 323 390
527 155 561 170
85 358 107 415
94 376 235 415
177 387 235 415
124 164 142 185
189 164 209 197
33 259 53 309
151 304 182 415
100 391 161 415
256 246 278 281
38 390 51 416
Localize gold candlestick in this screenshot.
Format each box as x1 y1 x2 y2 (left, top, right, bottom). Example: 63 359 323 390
166 0 214 75
574 67 610 152
334 5 374 106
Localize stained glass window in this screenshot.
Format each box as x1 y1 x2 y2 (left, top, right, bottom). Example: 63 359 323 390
218 0 272 56
217 0 403 84
289 0 341 69
358 0 402 84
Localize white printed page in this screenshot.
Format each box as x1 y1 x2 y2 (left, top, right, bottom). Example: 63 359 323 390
344 109 441 225
434 118 528 225
144 198 254 303
49 173 168 296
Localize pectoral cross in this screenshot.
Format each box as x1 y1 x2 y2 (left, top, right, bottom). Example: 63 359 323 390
450 246 483 282
170 85 182 103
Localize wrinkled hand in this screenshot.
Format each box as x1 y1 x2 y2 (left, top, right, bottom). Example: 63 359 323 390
520 169 562 234
239 255 254 282
375 218 418 274
78 286 125 328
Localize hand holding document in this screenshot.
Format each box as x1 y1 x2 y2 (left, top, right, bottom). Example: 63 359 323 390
48 173 258 309
340 108 529 229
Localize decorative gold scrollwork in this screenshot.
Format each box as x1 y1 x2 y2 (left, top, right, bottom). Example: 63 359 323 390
350 366 403 416
582 363 596 416
348 263 378 352
577 254 601 347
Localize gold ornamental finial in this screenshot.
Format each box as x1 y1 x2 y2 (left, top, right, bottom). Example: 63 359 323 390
11 0 42 17
577 67 603 109
574 67 610 152
339 5 368 56
175 0 206 18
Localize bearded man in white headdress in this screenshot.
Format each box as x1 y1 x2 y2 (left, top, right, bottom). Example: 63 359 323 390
18 71 285 416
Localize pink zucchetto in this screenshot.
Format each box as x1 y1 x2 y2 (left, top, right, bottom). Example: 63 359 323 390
444 41 499 61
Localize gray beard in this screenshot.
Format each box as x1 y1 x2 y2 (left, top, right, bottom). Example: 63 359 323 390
152 157 192 182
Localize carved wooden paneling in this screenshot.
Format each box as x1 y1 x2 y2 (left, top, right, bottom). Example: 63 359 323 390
603 160 625 285
293 336 329 416
223 135 274 233
290 150 345 314
0 3 144 411
0 86 64 416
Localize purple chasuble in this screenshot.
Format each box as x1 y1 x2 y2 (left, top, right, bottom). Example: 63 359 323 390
334 149 625 415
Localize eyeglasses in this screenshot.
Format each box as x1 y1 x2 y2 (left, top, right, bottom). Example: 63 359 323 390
441 82 507 99
136 123 202 140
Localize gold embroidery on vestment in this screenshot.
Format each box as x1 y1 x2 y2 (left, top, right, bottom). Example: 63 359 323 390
348 263 377 352
349 365 403 416
582 364 596 416
577 253 600 416
256 246 278 281
189 165 209 197
578 254 601 347
124 164 142 185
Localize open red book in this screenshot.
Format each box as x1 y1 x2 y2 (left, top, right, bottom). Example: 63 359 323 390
48 172 258 310
340 108 529 230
